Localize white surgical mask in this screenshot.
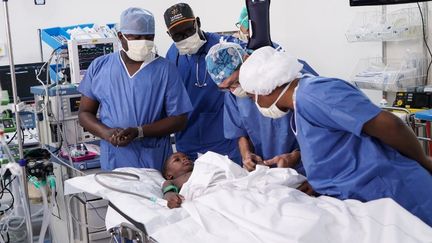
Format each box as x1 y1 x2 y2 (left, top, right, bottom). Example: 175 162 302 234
122 35 154 62
232 86 248 98
255 83 291 119
175 26 207 55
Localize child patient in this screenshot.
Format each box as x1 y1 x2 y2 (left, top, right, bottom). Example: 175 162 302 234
161 152 315 209
161 152 193 208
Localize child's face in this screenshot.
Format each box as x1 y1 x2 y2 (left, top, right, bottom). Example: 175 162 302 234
165 152 194 179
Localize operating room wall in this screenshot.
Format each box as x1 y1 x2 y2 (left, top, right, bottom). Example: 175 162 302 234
0 0 430 103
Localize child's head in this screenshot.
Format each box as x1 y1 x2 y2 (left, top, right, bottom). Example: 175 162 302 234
162 152 194 180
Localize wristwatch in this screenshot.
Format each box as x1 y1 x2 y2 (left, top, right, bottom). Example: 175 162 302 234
137 126 144 139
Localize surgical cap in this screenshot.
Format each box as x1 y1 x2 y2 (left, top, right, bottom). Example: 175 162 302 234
239 46 303 95
120 7 155 35
238 7 249 29
205 42 247 85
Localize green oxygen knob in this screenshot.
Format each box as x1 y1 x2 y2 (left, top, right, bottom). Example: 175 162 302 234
47 175 56 189
28 176 41 189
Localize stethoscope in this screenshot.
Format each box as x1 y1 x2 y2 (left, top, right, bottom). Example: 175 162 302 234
194 60 208 88
176 52 208 88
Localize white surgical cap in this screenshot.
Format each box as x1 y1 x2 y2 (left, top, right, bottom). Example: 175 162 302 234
239 46 303 95
120 7 155 35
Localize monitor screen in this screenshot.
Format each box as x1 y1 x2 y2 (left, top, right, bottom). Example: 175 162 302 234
0 62 47 103
350 0 431 6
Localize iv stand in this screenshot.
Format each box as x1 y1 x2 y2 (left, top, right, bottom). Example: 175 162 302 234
2 0 33 242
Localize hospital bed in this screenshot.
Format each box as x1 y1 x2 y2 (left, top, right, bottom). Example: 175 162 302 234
64 152 432 243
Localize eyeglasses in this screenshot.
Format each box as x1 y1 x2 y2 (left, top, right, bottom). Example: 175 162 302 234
219 80 240 92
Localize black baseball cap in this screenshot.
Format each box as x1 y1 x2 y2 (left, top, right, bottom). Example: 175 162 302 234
164 3 195 30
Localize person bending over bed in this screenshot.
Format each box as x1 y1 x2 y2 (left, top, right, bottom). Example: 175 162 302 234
161 152 315 208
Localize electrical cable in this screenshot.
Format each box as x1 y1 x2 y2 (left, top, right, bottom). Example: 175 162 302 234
0 176 16 199
0 187 14 216
35 47 62 113
81 193 109 223
42 145 86 176
417 3 432 84
6 132 16 145
67 194 106 230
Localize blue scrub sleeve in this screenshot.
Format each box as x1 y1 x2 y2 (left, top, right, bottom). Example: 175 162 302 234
298 60 319 76
164 64 193 116
77 60 97 100
223 93 248 139
297 79 381 137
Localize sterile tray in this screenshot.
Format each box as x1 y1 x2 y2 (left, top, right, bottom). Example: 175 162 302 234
40 23 116 50
346 8 423 42
351 55 427 92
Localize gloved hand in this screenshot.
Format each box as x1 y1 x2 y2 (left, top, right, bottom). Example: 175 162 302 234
264 150 300 168
164 192 184 209
115 127 139 147
242 151 264 172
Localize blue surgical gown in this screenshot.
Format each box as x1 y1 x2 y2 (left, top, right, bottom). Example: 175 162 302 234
293 76 432 226
224 61 318 175
78 52 193 171
166 32 241 164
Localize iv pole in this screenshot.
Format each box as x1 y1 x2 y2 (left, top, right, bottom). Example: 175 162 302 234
2 0 33 242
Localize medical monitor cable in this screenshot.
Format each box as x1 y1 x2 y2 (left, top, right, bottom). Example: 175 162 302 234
67 194 107 230
417 3 432 84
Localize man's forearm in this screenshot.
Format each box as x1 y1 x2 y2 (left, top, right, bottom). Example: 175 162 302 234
141 114 188 137
364 111 431 171
78 112 111 140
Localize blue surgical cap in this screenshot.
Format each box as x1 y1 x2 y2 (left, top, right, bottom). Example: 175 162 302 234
238 7 249 30
120 7 155 35
206 42 247 85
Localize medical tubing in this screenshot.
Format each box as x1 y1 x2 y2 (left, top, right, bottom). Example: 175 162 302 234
94 172 161 204
38 187 50 243
13 173 32 243
41 144 86 176
1 135 15 164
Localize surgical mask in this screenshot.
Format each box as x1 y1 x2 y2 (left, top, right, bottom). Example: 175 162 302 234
175 27 207 55
255 83 291 119
232 86 248 98
122 36 154 62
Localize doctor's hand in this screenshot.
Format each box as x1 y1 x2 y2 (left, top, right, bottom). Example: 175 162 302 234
164 192 184 209
242 152 264 172
264 150 301 168
115 127 138 147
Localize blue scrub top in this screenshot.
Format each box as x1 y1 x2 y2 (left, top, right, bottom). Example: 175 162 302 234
224 61 318 175
78 52 193 171
166 32 241 164
293 76 432 226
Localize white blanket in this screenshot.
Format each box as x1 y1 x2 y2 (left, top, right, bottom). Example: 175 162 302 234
65 152 432 243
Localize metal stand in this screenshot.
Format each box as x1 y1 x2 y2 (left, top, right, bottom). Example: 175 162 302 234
1 0 32 242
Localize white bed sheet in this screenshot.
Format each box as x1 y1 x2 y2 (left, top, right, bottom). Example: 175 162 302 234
65 152 432 243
